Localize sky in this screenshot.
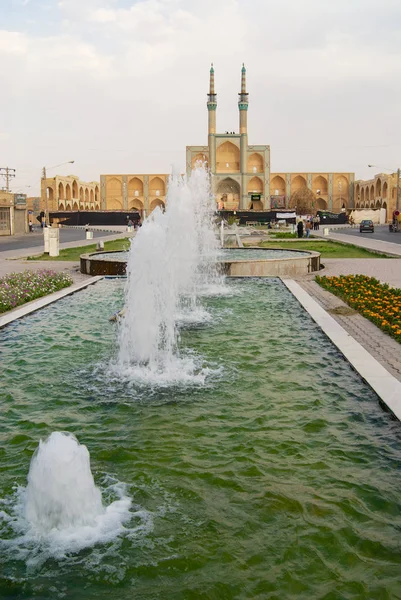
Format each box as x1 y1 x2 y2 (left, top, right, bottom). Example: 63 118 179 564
1 0 401 195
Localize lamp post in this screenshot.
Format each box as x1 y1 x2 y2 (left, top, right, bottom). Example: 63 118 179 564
368 164 400 212
42 160 74 225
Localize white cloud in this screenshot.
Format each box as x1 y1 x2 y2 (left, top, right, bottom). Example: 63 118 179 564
2 0 401 194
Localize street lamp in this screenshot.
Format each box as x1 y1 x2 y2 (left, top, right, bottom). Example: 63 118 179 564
42 160 74 225
368 164 400 212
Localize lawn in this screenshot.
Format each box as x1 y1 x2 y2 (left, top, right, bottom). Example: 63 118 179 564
257 240 390 259
27 238 130 261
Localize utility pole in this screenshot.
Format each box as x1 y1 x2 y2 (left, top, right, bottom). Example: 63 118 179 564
0 167 16 192
397 168 400 213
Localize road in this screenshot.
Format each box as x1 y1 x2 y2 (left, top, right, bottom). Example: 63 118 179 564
0 228 117 252
335 224 401 245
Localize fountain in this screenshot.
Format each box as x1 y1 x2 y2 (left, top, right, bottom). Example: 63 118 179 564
0 165 401 598
116 166 221 380
25 431 105 532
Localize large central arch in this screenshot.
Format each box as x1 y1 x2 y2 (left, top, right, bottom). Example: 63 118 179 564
216 177 240 210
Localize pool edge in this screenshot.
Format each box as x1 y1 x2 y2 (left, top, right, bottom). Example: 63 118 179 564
0 276 104 329
282 278 401 421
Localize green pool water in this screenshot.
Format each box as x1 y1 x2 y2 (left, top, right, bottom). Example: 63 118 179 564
1 278 400 599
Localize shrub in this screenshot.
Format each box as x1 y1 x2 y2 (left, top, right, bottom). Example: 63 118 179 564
316 274 401 343
0 270 73 314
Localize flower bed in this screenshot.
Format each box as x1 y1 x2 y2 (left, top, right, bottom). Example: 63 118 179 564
0 270 73 314
316 274 401 343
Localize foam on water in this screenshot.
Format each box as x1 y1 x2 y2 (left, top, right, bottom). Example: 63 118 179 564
116 165 222 383
0 433 149 565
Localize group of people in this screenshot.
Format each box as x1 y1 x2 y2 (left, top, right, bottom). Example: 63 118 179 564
296 215 320 238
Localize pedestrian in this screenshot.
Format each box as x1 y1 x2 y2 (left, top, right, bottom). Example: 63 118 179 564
305 220 312 238
316 215 320 230
297 219 304 238
29 219 33 233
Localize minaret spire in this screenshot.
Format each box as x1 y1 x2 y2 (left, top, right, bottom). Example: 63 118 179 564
207 63 217 174
238 63 249 210
241 62 247 94
209 62 215 95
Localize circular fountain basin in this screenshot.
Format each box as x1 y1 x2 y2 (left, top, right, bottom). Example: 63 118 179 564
80 248 320 277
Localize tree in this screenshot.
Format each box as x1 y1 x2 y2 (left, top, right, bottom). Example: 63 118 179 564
289 186 316 214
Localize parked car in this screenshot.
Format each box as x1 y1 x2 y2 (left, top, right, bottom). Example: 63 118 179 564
359 219 374 233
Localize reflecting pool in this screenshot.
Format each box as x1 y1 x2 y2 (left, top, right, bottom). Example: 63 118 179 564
1 278 400 599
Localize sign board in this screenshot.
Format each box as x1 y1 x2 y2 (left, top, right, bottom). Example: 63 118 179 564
270 195 286 209
14 194 27 205
251 194 261 201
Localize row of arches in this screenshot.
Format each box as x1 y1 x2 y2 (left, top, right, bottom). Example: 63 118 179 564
215 174 349 197
106 176 166 198
56 182 99 203
58 203 101 211
355 180 396 204
355 201 388 210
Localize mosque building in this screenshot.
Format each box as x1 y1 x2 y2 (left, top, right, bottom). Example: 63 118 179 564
99 65 355 217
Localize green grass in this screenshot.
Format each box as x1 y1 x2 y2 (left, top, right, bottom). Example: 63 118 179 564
258 240 390 258
27 238 130 261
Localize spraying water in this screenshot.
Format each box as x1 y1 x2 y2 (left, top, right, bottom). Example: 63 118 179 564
0 432 142 562
25 431 105 531
117 165 222 381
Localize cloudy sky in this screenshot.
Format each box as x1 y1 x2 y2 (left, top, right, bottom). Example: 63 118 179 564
1 0 401 195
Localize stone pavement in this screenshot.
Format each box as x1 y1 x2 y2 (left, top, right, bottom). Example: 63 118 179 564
297 278 401 383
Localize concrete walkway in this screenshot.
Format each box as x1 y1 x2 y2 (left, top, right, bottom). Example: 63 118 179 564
312 228 401 257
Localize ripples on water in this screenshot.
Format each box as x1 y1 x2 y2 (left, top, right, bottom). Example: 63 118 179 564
0 279 401 599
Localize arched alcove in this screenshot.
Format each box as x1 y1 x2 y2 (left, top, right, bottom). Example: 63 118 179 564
65 184 71 201
90 189 94 203
216 141 240 173
128 177 144 196
58 182 65 200
247 153 263 173
247 176 263 194
107 198 123 210
291 175 307 193
85 188 89 202
316 198 327 210
375 178 382 197
58 202 65 211
106 177 122 196
72 180 78 199
312 175 328 195
72 202 79 211
270 175 285 196
129 199 144 212
383 181 388 199
149 176 165 196
335 175 349 195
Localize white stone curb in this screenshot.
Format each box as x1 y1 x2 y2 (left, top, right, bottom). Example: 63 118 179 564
282 278 401 421
0 276 103 329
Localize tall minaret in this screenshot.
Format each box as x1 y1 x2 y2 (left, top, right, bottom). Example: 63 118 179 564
238 63 249 209
207 63 217 174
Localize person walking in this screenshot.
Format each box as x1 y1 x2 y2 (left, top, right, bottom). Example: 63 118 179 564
305 220 312 238
28 219 33 233
297 219 304 238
